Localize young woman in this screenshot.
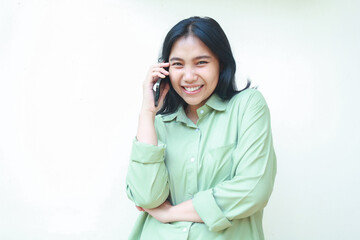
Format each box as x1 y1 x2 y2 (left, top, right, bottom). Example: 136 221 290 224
126 16 276 239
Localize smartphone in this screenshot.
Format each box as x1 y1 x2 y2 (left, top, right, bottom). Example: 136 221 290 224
154 78 162 107
154 65 169 107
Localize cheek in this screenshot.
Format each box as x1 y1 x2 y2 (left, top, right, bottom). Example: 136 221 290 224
208 68 220 86
169 70 180 84
201 70 218 87
168 75 178 91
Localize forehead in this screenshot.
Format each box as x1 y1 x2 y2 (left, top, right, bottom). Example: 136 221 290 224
169 35 214 57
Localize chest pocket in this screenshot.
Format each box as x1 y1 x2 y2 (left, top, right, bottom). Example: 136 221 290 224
198 143 235 189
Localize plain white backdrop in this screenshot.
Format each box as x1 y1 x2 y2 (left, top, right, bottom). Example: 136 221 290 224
1 0 359 239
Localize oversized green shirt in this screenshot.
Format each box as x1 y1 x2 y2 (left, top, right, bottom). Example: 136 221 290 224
126 89 276 239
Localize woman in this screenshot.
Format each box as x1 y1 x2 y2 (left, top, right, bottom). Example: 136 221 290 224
126 16 276 239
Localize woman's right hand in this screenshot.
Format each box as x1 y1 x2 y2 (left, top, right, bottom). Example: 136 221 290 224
136 62 170 145
141 62 170 114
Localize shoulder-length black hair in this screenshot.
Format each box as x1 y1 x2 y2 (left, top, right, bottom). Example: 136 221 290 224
157 16 250 115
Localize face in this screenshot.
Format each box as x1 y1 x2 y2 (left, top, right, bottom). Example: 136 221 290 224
168 35 220 113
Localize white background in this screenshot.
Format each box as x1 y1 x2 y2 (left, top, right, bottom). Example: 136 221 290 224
1 0 359 239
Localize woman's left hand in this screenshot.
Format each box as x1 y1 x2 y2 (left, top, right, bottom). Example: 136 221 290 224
143 200 173 223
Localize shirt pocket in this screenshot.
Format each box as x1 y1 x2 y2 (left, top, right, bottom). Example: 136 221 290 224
199 143 236 188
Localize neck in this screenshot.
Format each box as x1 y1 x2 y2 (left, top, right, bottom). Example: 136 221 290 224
186 105 199 124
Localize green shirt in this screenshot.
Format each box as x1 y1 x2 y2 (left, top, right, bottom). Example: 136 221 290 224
126 89 276 239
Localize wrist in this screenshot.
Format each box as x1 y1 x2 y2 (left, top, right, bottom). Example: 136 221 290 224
167 204 178 222
169 200 203 223
139 108 156 120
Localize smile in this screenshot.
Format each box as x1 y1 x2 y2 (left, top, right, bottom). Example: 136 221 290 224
183 85 203 94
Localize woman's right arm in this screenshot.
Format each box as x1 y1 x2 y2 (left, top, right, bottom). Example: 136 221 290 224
136 62 170 145
126 63 170 209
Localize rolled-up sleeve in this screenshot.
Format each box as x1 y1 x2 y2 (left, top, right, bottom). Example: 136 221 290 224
192 90 277 232
126 138 170 209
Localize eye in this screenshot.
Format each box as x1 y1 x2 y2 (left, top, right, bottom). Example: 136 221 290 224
197 60 208 65
171 62 183 66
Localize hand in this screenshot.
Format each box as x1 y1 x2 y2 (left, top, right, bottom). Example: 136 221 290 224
141 62 170 114
135 205 145 212
143 200 173 223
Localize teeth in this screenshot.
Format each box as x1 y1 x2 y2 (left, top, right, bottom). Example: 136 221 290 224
184 86 201 92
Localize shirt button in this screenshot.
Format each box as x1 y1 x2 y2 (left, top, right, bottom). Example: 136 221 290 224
190 157 195 162
183 228 187 232
195 128 199 132
200 110 204 114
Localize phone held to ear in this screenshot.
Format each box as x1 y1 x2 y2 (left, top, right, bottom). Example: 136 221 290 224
154 78 162 107
154 64 169 107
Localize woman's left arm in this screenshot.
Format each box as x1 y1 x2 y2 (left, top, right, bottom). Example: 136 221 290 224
191 90 277 232
144 91 276 229
143 199 202 223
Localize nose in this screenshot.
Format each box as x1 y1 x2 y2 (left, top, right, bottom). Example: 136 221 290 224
183 66 197 83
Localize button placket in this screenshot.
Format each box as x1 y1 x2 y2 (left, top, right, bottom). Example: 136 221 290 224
184 125 200 201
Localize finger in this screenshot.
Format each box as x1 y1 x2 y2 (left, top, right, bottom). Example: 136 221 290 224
151 63 169 71
151 72 166 79
156 62 170 67
151 67 169 75
135 206 145 211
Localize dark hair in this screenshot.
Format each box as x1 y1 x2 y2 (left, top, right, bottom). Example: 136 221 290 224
157 16 250 115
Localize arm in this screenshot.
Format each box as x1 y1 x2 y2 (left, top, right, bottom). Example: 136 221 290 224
143 199 203 223
126 63 171 209
137 62 170 145
144 90 276 229
192 90 277 231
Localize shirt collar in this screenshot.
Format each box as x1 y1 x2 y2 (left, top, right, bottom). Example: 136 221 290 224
161 107 185 123
161 94 228 123
205 93 227 112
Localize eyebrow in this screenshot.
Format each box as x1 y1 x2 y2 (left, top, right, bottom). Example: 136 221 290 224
169 55 212 62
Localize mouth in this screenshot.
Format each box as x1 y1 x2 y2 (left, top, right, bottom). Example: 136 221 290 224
182 85 203 94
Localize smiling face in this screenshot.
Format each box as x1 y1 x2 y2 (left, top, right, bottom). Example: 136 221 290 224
169 35 220 115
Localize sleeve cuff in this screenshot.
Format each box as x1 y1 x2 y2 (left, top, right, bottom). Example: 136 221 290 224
130 138 166 164
192 189 232 232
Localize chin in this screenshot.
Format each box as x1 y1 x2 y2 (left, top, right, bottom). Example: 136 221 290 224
183 97 199 104
184 98 204 107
